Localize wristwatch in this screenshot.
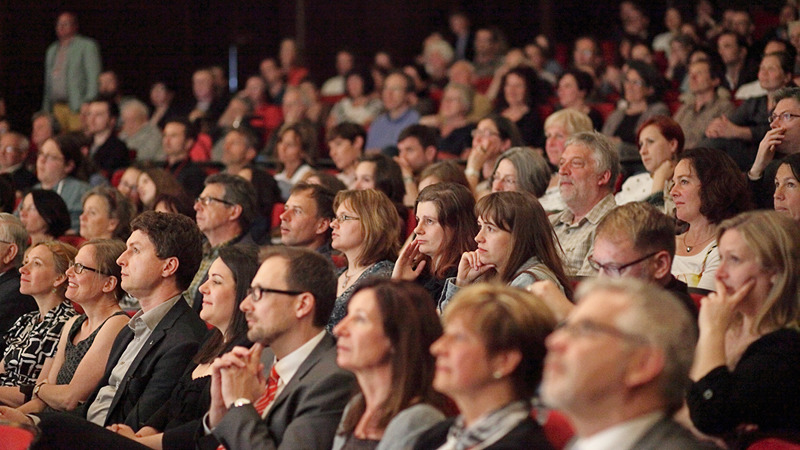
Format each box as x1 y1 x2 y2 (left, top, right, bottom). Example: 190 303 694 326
33 381 47 399
232 398 252 408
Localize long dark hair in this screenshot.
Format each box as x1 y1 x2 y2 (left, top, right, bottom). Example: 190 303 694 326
338 279 448 435
415 183 477 278
475 191 573 298
193 245 257 364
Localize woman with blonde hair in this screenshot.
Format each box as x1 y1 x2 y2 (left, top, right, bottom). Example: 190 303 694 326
539 108 593 212
327 189 401 331
0 241 77 406
415 283 556 449
688 210 800 441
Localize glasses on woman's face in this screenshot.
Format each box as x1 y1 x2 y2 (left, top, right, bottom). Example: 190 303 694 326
471 129 500 138
69 261 105 275
333 214 360 223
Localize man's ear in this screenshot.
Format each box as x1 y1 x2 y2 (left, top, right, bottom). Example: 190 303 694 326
597 169 612 187
623 346 664 389
228 204 243 224
353 136 365 152
161 256 179 279
1 243 18 266
314 217 331 235
294 292 315 320
651 250 672 280
424 146 438 163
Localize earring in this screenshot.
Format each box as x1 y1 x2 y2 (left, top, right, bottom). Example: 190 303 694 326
493 371 503 379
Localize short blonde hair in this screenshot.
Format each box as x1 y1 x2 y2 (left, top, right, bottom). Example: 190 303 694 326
543 108 593 136
444 283 556 398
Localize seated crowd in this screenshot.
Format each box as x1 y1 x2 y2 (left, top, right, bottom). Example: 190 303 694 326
0 2 799 449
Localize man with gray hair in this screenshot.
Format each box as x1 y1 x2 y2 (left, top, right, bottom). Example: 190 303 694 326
0 132 36 194
0 214 36 352
541 277 706 449
119 98 162 162
187 173 258 313
549 131 619 276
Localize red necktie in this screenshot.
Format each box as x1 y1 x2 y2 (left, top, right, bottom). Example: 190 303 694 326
217 367 280 450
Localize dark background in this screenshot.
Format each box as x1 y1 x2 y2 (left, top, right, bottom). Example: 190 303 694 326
0 0 782 134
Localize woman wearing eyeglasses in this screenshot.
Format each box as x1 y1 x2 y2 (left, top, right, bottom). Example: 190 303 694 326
601 61 668 161
490 147 551 198
439 191 572 312
463 114 523 197
328 189 400 332
0 241 77 406
0 239 127 414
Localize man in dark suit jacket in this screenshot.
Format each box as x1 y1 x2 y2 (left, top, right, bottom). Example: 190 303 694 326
0 214 36 354
0 132 37 196
199 246 355 450
87 97 130 174
540 278 708 449
32 211 207 447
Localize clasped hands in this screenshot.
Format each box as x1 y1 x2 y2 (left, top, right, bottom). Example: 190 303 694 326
208 343 267 428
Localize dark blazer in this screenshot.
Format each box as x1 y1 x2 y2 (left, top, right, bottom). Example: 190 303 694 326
93 135 130 174
201 333 356 450
414 416 554 449
0 269 36 353
79 298 208 428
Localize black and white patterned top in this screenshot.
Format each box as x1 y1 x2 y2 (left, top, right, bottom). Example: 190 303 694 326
0 301 77 386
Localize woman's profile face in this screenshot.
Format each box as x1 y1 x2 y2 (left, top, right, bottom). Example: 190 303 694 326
353 162 377 190
557 74 582 108
137 173 157 207
65 245 107 304
198 258 237 331
715 228 774 313
413 201 445 258
503 73 527 108
19 194 48 236
474 215 512 272
774 163 800 222
638 124 676 174
333 289 392 373
670 159 703 223
19 245 62 297
80 194 115 240
430 314 497 398
623 68 651 104
330 202 365 254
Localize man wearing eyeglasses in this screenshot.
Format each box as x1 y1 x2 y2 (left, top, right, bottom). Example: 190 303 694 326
199 246 355 449
0 132 36 195
31 212 208 445
0 214 36 354
540 277 706 449
187 173 258 314
748 86 800 208
532 202 697 322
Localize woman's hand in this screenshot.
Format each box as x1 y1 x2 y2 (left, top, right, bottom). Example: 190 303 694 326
699 278 755 336
455 251 494 287
135 426 158 437
106 423 137 439
392 240 427 282
0 406 32 425
749 126 784 179
651 159 674 193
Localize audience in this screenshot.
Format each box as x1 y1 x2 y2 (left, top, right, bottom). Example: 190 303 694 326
395 124 439 206
440 191 572 311
670 147 753 291
136 167 187 211
327 122 366 189
332 279 447 450
0 241 77 405
415 284 556 449
365 71 420 152
79 186 135 241
327 70 383 130
673 57 734 149
416 160 470 192
556 69 604 130
419 82 476 156
392 183 477 300
0 131 36 195
86 97 130 174
496 65 547 147
274 122 317 201
162 117 206 199
688 211 800 441
464 114 523 196
328 189 400 331
19 190 72 245
0 239 127 417
541 278 705 448
550 131 619 276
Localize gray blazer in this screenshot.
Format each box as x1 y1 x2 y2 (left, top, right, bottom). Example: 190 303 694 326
568 417 716 450
43 35 101 112
332 399 445 450
205 333 357 450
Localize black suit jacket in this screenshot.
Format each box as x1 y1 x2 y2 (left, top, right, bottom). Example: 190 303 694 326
200 333 357 450
0 269 36 354
79 298 208 428
93 135 130 174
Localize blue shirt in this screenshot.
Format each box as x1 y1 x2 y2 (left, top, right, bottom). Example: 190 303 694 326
365 108 420 151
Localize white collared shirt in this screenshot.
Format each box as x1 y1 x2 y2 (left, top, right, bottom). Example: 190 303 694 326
570 411 664 450
260 330 326 418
